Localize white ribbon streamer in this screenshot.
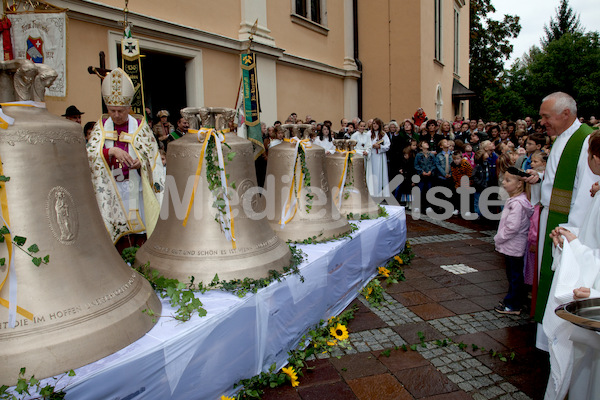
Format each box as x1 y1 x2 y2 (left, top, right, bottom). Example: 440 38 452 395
0 215 17 328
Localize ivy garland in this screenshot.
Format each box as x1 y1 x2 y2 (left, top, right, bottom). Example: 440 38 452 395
342 153 354 200
203 133 236 229
123 244 306 322
287 223 359 245
346 205 388 221
296 145 313 212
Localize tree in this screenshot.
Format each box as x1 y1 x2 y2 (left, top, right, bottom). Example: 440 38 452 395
542 0 583 47
469 0 521 120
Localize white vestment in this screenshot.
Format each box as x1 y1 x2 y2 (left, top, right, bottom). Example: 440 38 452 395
366 132 390 197
314 137 335 154
536 119 596 351
543 193 600 400
351 131 373 191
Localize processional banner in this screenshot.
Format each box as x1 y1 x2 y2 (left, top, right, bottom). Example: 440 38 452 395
4 13 67 97
240 52 264 159
121 37 145 116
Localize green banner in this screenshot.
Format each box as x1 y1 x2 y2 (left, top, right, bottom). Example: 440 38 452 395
241 52 264 159
121 37 146 116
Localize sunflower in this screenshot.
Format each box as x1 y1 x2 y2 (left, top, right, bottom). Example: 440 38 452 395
282 366 299 387
327 339 338 346
220 396 235 400
378 266 390 277
367 287 373 295
330 323 349 341
394 255 404 265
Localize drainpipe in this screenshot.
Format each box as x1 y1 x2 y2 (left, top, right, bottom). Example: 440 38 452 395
353 0 362 120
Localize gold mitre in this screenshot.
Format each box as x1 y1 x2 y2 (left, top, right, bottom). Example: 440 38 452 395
101 67 134 107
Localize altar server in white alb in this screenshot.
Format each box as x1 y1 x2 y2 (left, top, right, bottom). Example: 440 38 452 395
542 129 600 400
367 117 390 197
87 68 165 249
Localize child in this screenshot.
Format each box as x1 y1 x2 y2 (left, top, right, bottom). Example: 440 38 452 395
159 149 167 167
521 132 546 170
463 142 475 168
496 151 515 202
524 150 547 308
413 141 436 213
450 149 473 215
472 149 491 218
494 168 534 315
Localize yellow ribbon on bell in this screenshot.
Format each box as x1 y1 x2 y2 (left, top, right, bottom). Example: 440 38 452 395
334 149 356 208
279 137 312 227
183 128 236 248
0 152 34 324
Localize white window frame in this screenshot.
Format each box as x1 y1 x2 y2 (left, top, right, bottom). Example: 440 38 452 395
436 85 443 120
291 0 329 35
434 0 442 62
453 7 460 75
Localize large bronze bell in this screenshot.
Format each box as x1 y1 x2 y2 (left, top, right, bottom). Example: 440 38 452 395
0 60 161 384
265 124 351 242
325 139 380 219
134 107 291 283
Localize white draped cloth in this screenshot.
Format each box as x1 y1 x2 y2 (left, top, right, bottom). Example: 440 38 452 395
543 193 600 400
366 132 390 197
536 119 596 351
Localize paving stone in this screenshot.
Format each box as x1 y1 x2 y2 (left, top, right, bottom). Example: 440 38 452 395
408 303 455 320
329 352 388 381
394 365 459 398
301 359 342 387
297 381 358 400
347 373 412 400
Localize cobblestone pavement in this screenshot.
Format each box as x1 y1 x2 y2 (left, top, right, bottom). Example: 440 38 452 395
262 214 549 400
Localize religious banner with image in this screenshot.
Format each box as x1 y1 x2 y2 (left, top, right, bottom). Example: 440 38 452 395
241 52 264 159
4 12 66 97
121 36 145 116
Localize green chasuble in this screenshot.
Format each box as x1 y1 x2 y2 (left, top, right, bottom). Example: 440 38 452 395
534 123 593 321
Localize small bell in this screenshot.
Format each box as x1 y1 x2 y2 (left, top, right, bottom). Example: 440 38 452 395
325 139 380 219
265 124 351 242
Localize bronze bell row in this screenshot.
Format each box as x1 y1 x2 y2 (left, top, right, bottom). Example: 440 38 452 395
0 60 160 384
135 107 292 283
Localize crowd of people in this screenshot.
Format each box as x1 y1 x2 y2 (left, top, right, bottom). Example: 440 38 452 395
65 83 599 400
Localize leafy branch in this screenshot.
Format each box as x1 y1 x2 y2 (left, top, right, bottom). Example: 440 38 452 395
287 223 359 245
0 368 75 400
0 227 49 267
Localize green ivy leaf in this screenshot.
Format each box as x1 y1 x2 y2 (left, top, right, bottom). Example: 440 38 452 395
32 257 42 267
27 244 39 253
0 175 10 182
227 152 236 161
13 236 26 246
0 258 4 266
43 255 50 264
0 226 9 235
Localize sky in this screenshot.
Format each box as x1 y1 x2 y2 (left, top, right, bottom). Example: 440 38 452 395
490 0 600 67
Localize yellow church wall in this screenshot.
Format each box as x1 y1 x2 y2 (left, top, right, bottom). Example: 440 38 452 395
275 64 344 125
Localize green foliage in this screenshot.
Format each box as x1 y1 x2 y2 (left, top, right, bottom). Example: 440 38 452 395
487 31 600 120
297 145 313 212
469 0 521 119
346 206 388 221
233 307 356 399
542 0 583 47
125 245 306 320
205 134 236 229
287 223 359 245
0 227 49 267
0 368 74 399
136 263 207 322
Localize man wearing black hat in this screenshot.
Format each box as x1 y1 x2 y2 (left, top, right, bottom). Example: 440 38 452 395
62 105 84 124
